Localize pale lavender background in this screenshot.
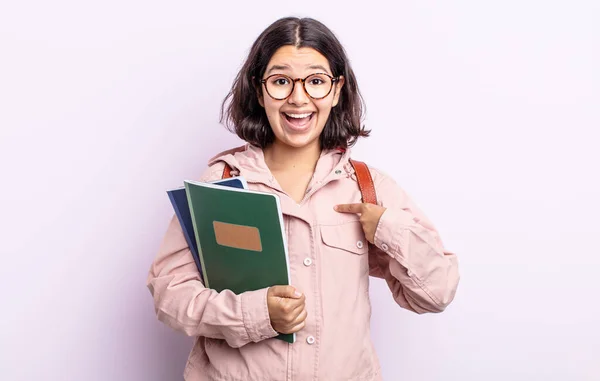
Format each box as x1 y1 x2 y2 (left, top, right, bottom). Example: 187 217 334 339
1 1 599 380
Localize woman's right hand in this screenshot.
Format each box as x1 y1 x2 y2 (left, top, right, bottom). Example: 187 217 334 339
267 286 307 334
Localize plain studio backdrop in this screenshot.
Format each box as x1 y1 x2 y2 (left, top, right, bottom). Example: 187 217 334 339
1 1 598 380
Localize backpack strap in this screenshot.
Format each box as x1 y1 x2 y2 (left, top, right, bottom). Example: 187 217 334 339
222 163 233 179
221 160 377 205
348 159 378 254
348 159 377 205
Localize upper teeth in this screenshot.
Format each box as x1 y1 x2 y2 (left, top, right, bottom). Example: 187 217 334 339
285 112 312 119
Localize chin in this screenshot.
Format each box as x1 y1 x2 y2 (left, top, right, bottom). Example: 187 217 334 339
272 124 319 149
281 136 318 149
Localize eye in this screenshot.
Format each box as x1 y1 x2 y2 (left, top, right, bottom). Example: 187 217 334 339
306 74 330 86
270 76 290 86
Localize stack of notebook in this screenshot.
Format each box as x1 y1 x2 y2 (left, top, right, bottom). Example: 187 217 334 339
167 176 294 343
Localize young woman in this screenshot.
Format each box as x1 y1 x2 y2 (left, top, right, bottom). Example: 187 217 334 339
148 17 459 381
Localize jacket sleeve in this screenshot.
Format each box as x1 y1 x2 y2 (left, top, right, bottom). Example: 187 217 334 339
146 165 279 347
368 168 460 314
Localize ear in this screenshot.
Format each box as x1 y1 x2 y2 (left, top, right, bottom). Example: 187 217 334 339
256 85 265 108
252 76 265 108
258 92 264 108
332 75 345 107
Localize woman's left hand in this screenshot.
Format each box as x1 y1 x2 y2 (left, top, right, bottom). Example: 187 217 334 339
334 203 387 244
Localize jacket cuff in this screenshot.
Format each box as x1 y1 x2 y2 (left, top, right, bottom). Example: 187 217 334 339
240 288 279 343
374 208 415 262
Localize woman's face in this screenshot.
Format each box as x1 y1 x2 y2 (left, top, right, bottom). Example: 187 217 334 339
259 46 344 150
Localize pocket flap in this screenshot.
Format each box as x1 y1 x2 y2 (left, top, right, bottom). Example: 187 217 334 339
320 222 368 255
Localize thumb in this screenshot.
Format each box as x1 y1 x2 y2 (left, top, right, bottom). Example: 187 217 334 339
270 285 302 299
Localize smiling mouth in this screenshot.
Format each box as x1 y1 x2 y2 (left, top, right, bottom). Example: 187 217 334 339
282 112 315 128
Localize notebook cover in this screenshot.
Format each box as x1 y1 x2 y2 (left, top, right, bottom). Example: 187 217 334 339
184 179 294 343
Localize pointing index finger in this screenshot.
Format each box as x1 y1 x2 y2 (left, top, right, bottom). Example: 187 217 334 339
334 203 365 214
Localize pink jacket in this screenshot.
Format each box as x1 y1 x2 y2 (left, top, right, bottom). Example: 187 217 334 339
147 144 459 381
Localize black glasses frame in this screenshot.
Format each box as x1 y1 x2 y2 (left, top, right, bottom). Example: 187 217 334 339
260 73 339 100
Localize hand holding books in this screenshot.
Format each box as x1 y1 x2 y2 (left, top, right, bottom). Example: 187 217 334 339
267 286 307 334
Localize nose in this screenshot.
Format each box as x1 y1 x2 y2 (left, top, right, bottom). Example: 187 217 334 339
288 79 310 106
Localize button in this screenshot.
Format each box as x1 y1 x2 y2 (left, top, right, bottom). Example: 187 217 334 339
356 240 364 249
303 258 312 266
335 169 342 174
306 336 315 344
381 243 389 251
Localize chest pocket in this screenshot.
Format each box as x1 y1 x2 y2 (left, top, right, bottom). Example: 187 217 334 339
320 221 368 255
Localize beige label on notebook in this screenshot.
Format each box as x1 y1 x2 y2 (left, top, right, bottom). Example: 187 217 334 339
213 221 262 252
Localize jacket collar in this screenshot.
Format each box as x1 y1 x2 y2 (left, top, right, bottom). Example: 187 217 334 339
208 144 354 190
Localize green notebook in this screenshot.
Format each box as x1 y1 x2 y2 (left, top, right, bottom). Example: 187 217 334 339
184 179 294 343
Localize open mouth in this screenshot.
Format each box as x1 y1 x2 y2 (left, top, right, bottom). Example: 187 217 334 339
283 112 315 128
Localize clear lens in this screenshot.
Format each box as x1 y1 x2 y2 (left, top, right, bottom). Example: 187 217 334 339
304 74 332 99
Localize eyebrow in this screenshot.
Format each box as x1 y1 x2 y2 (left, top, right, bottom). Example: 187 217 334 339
266 65 290 75
306 64 331 74
266 64 332 75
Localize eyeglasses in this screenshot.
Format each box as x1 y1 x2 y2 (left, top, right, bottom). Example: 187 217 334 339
260 73 339 100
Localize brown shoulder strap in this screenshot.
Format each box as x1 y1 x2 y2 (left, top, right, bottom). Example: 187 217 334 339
222 163 233 179
349 159 377 205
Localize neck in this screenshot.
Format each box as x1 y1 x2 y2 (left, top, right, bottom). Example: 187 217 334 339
263 140 321 172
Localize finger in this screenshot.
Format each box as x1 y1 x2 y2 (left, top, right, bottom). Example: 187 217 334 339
334 203 366 214
288 301 306 319
286 320 306 334
285 291 305 305
282 295 305 315
279 294 305 315
291 308 307 325
270 285 302 299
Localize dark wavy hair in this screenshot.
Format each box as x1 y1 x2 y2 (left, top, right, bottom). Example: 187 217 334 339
220 17 369 150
